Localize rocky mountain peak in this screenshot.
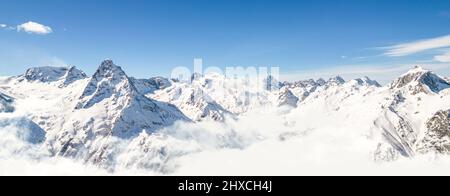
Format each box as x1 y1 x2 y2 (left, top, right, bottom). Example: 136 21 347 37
275 87 299 107
327 76 345 86
23 66 86 85
284 79 322 88
391 66 450 94
60 66 88 87
78 60 136 109
316 78 327 86
93 60 127 80
352 76 381 87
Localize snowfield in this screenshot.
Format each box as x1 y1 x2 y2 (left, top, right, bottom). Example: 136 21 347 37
0 60 449 176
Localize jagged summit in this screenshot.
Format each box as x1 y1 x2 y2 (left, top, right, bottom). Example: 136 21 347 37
316 78 326 86
284 78 325 88
72 60 189 138
24 66 67 82
22 66 87 85
79 60 135 108
275 86 299 107
45 60 191 160
131 77 172 95
391 66 450 94
92 60 128 82
151 83 229 121
61 66 88 87
351 76 381 87
327 76 345 86
2 60 450 171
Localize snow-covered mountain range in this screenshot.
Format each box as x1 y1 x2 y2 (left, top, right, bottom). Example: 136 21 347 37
0 60 449 174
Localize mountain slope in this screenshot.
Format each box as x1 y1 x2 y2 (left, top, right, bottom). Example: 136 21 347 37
375 67 450 159
273 86 299 107
150 73 273 119
282 79 323 102
0 92 14 113
1 62 450 173
151 82 230 121
131 77 172 95
281 70 450 161
74 60 189 137
391 66 450 94
47 60 189 162
416 110 450 154
19 66 87 87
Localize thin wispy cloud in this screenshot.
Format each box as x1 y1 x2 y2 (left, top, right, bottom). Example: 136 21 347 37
0 24 7 28
383 34 450 57
434 51 450 63
17 21 53 35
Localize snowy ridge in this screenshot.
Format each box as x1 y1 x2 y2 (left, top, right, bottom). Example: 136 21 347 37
131 77 172 95
376 67 450 159
273 86 299 107
155 72 275 115
151 82 230 121
0 61 449 174
352 76 381 87
47 60 189 161
326 76 346 86
20 66 87 87
282 79 324 101
390 66 450 94
61 66 88 87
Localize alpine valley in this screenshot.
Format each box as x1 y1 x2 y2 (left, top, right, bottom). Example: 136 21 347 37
0 60 449 175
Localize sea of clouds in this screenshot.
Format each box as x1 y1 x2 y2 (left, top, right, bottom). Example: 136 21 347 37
1 107 450 176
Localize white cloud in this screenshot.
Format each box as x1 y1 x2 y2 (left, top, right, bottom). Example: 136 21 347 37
17 21 53 35
0 24 6 28
383 34 450 57
5 107 450 176
434 51 450 63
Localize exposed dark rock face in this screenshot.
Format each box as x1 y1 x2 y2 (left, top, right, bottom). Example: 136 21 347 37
327 76 345 86
0 92 14 113
354 76 381 87
417 110 450 154
391 67 450 94
276 87 299 107
23 66 87 86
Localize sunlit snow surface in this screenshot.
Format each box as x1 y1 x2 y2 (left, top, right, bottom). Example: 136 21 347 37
0 63 450 176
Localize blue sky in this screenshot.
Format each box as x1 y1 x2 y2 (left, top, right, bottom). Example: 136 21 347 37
1 0 450 83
